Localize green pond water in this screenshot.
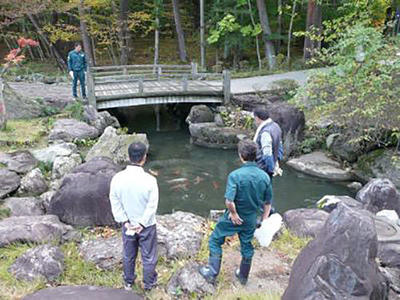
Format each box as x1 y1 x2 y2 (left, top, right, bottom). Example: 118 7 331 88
112 105 352 217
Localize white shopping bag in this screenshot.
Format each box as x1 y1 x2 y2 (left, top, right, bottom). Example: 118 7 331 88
254 213 283 247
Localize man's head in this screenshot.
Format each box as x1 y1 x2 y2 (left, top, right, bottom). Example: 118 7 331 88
128 142 148 165
74 42 82 52
253 106 269 126
238 140 257 162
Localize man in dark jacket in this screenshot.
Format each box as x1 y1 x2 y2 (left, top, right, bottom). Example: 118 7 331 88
199 140 272 285
67 42 87 100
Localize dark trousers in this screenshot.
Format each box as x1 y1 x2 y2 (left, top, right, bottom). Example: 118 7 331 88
209 212 256 260
122 224 158 289
72 70 86 98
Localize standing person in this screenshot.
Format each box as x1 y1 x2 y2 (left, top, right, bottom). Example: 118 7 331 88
253 106 283 180
67 42 87 100
109 142 159 291
199 140 272 285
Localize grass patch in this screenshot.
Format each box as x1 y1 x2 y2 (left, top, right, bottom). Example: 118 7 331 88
0 118 48 152
0 207 11 221
206 291 281 300
270 228 311 262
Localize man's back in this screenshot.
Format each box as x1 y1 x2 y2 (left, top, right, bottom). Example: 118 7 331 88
226 162 271 217
110 165 158 227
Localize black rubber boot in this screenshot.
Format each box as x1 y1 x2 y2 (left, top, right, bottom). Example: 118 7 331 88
198 256 222 284
235 257 252 285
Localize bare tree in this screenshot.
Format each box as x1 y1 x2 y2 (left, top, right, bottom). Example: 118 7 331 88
78 0 94 66
172 0 187 62
119 0 130 65
256 0 276 69
303 0 322 60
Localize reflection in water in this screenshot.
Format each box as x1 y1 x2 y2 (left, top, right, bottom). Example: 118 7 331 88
111 105 352 217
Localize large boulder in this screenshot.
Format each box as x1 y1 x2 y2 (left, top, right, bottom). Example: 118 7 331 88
79 236 122 270
3 197 44 216
287 151 353 181
283 208 329 238
48 157 121 226
83 105 120 134
189 122 249 149
51 153 82 179
328 134 362 163
0 215 74 247
9 244 64 281
49 119 99 142
0 150 38 174
85 126 148 165
356 149 400 189
167 262 215 296
316 195 363 213
282 204 389 300
23 286 143 300
158 211 205 259
17 168 48 196
356 178 400 215
186 105 215 124
32 143 77 164
0 169 21 199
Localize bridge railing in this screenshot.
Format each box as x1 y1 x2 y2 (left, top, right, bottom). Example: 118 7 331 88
87 63 231 108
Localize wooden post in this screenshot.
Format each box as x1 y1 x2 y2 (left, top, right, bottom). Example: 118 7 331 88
0 78 6 130
154 104 161 132
138 76 144 95
157 66 162 80
182 75 188 91
191 62 198 80
87 68 97 108
123 67 127 75
223 70 231 105
200 0 205 69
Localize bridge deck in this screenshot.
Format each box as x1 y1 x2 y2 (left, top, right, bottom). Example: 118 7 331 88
87 64 230 109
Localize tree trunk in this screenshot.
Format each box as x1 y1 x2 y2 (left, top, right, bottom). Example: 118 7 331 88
0 78 6 131
277 0 282 53
119 0 130 65
172 0 187 62
256 0 276 69
154 15 160 66
78 0 94 67
287 0 297 67
303 0 322 61
27 13 67 70
200 0 205 69
248 0 262 70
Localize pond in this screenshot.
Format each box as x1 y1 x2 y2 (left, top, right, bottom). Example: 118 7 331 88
112 105 352 217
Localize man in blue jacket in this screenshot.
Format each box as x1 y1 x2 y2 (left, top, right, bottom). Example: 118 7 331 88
67 42 87 100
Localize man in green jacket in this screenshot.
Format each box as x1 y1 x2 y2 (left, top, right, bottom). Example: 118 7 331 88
199 140 272 285
67 42 87 100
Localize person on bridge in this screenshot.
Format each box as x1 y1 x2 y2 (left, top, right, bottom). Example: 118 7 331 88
67 42 87 100
109 142 159 291
253 106 283 180
199 140 272 285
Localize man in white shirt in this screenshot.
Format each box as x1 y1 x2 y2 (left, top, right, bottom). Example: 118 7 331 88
109 142 159 291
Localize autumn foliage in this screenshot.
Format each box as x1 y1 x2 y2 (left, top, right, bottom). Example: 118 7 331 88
3 37 39 69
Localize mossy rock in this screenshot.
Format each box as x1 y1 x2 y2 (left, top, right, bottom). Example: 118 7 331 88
355 148 400 188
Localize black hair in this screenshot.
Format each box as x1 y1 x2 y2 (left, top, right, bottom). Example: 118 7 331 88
253 106 269 121
238 140 257 162
128 142 147 163
74 42 82 48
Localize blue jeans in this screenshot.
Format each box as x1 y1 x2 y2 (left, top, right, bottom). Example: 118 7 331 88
122 224 158 289
72 70 86 98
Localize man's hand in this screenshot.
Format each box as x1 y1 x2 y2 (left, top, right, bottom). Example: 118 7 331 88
134 224 144 234
69 71 74 79
229 212 243 225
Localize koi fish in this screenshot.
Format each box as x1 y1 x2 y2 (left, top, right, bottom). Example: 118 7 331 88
170 182 189 191
167 178 189 184
212 181 220 190
148 169 159 177
193 176 204 185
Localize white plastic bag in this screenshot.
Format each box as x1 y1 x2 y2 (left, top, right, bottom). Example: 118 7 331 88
254 213 283 247
376 210 399 223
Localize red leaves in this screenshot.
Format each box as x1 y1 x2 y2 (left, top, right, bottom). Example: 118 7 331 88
17 37 39 48
3 37 38 67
